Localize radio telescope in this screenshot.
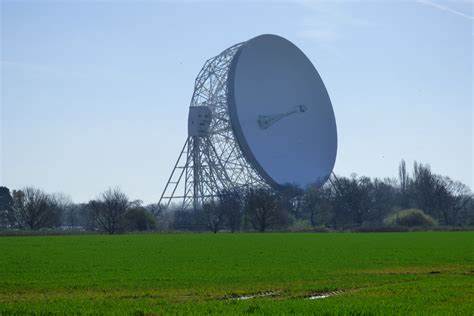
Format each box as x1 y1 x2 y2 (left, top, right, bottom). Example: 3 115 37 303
158 34 337 211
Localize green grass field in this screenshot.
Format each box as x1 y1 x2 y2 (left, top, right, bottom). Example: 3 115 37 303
0 232 473 315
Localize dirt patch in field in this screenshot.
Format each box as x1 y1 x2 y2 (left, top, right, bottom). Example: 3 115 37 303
219 289 349 301
305 290 346 300
363 265 466 275
222 291 280 300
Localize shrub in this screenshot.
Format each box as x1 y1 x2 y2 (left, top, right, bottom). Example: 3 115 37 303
288 219 312 232
287 220 331 232
351 226 409 233
123 207 157 231
384 209 437 227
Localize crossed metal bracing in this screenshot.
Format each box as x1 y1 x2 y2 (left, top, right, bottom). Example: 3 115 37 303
159 43 268 212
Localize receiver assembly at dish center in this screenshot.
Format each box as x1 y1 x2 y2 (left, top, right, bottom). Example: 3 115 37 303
158 34 338 212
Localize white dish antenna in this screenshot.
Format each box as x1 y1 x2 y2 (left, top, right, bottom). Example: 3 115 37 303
159 34 337 210
228 34 337 188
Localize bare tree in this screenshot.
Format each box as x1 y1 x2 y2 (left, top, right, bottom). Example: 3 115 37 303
77 203 97 231
12 187 60 230
244 188 278 232
368 178 396 225
50 193 74 227
203 200 224 233
279 184 304 220
398 159 410 208
304 185 333 227
90 188 129 234
411 161 443 219
219 188 243 232
330 175 372 227
0 186 14 229
436 177 472 225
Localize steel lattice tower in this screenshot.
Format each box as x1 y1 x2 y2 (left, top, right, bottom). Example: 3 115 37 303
158 43 267 212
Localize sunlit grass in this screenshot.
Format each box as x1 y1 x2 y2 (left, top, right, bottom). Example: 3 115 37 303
0 232 473 314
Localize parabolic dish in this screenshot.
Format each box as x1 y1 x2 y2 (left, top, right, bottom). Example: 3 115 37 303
227 34 337 189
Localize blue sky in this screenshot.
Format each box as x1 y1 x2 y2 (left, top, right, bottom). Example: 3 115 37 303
1 0 472 203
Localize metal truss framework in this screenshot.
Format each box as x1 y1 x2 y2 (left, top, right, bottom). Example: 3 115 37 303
159 43 267 212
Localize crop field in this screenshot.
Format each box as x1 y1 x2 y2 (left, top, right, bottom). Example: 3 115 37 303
0 232 473 315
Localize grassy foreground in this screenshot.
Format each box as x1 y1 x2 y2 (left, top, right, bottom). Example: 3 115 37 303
0 232 473 315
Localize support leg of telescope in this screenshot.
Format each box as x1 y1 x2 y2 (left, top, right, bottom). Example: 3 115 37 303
157 138 190 213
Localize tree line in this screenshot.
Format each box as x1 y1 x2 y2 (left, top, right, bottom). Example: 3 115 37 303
1 160 473 234
0 187 157 234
